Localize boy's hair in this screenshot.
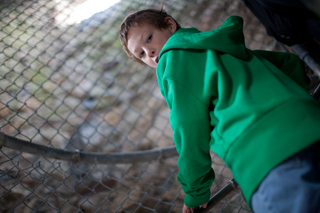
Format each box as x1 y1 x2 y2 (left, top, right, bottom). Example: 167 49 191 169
119 8 181 64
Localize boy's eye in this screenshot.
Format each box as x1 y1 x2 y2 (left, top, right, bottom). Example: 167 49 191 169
138 34 151 58
139 51 144 58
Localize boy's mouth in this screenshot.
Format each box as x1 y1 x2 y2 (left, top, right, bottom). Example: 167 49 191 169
155 56 159 64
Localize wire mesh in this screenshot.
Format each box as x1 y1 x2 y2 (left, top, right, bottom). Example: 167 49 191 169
0 0 298 212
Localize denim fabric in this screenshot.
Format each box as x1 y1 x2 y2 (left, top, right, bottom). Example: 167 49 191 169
251 141 320 213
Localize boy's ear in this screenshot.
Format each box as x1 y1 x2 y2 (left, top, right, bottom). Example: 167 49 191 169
165 17 177 33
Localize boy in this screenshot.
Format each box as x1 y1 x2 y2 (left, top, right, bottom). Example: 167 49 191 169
119 9 320 213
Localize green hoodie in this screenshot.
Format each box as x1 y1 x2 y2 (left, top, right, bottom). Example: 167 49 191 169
156 16 320 208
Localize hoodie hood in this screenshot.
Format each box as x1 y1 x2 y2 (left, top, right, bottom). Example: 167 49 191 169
159 16 248 60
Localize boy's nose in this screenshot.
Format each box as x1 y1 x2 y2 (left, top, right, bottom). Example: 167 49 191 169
146 48 155 57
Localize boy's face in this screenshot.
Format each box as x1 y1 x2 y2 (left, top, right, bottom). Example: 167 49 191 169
127 17 177 68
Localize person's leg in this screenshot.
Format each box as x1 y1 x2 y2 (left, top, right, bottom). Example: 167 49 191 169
306 19 320 42
251 141 320 213
254 0 307 15
242 0 312 46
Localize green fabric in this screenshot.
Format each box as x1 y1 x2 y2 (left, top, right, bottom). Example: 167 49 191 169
156 16 320 208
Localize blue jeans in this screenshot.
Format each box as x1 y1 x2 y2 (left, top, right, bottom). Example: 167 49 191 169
251 141 320 213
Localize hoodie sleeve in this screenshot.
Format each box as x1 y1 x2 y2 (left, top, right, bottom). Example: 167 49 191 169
162 78 215 208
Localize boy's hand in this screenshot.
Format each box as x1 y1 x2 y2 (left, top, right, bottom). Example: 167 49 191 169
182 202 208 213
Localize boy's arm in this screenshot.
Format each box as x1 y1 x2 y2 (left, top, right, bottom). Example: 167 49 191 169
253 50 310 90
163 79 215 208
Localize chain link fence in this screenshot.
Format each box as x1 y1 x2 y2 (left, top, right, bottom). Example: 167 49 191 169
1 0 319 212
